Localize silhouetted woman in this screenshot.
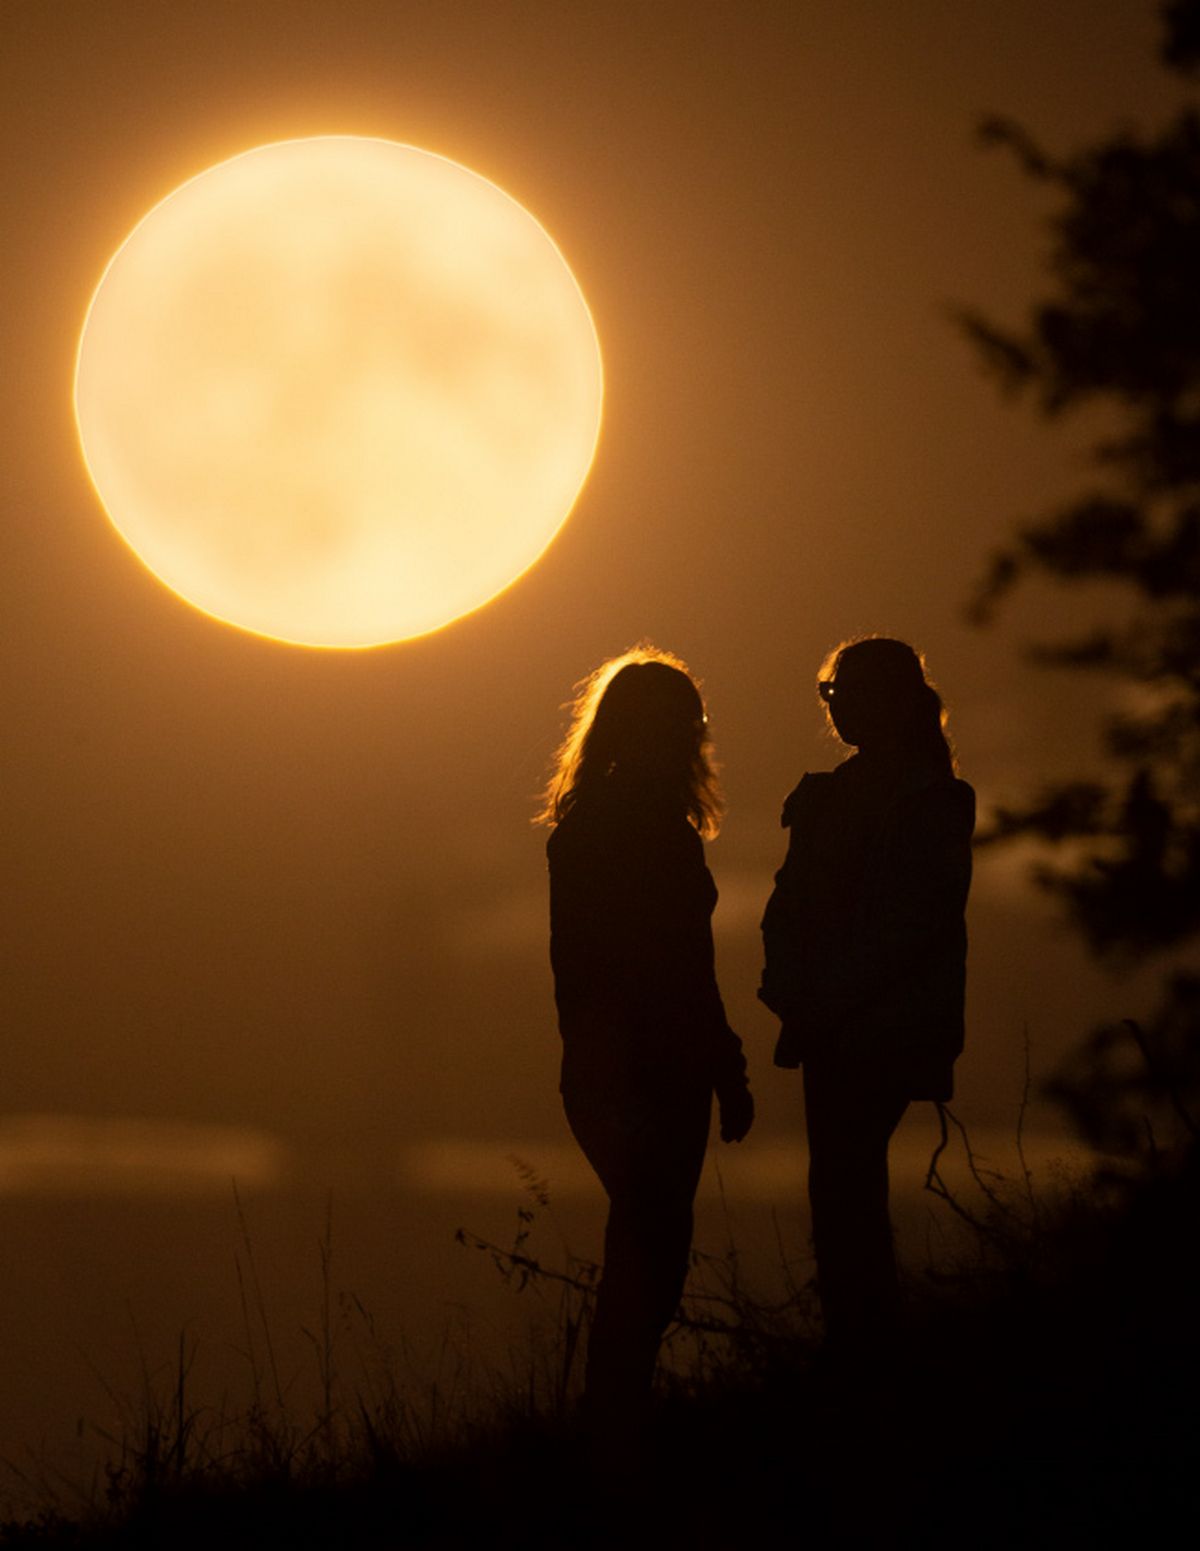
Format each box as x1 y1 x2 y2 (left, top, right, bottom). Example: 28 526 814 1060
760 637 974 1354
540 646 754 1436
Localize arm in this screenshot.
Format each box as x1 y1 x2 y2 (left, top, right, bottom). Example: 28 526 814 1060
759 774 837 1021
667 826 754 1142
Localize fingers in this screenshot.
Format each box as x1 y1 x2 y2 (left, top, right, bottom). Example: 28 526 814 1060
719 1089 755 1143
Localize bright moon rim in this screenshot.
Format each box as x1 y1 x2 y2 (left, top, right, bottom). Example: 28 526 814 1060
73 137 603 648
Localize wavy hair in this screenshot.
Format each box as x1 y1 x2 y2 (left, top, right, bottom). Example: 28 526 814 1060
536 644 723 838
819 635 958 774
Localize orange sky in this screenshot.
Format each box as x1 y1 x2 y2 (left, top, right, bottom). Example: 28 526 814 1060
0 0 1181 1183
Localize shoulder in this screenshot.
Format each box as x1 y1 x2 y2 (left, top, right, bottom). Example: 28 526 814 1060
896 776 976 839
546 803 599 867
648 808 707 868
547 796 701 866
950 778 976 823
780 769 838 829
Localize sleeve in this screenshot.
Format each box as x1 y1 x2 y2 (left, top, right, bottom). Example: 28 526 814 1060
758 776 822 1019
665 827 749 1096
693 907 748 1099
710 1023 750 1099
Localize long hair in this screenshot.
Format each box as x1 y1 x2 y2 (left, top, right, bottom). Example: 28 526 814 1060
536 644 723 838
819 635 958 773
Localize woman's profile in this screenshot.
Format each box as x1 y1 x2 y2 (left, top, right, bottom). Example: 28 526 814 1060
759 636 974 1356
539 645 753 1441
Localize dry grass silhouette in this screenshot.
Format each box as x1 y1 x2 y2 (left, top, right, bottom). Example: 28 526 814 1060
2 1064 1196 1548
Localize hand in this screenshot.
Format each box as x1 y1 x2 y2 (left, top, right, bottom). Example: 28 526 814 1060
773 1022 803 1070
718 1081 754 1144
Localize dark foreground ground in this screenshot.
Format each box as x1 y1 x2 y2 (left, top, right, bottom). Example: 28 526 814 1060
3 1152 1197 1550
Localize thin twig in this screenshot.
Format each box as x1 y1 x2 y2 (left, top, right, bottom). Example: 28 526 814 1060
455 1230 599 1297
1016 1023 1037 1215
923 1104 991 1232
1125 1018 1199 1140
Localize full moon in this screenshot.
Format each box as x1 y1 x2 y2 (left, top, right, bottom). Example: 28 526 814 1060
74 137 603 648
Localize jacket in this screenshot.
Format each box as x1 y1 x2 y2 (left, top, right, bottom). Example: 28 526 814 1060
759 753 975 1101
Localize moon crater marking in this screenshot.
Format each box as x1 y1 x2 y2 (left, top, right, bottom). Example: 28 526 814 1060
74 136 603 648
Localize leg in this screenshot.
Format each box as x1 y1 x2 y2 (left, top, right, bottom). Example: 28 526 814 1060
584 1174 698 1415
563 1082 710 1429
803 1063 908 1353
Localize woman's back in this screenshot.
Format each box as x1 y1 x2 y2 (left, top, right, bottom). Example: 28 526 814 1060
762 753 974 1097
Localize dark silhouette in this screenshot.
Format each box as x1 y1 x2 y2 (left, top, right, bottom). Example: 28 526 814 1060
958 0 1200 1121
760 637 974 1353
539 646 753 1444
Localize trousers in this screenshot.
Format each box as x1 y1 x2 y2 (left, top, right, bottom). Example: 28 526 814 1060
803 1060 909 1350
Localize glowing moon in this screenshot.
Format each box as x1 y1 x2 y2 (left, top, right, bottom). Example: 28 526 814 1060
74 137 603 648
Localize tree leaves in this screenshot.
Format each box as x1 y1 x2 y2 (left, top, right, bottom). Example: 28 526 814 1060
963 7 1200 969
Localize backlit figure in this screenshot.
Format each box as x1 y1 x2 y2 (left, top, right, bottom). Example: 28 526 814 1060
760 637 975 1355
539 647 754 1443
